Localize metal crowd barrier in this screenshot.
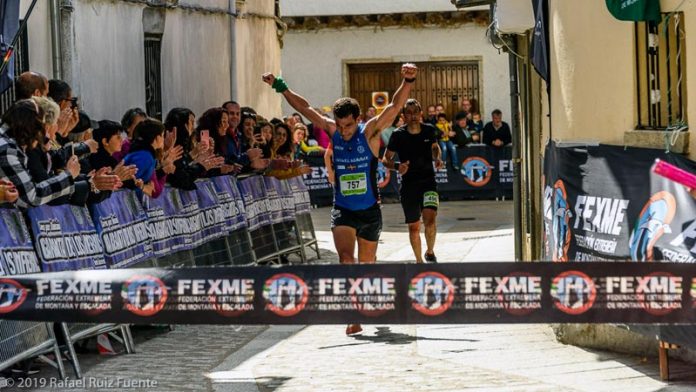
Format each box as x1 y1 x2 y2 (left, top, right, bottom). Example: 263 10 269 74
0 174 319 379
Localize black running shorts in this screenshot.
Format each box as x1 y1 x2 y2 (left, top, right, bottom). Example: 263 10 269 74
400 180 439 224
330 204 382 242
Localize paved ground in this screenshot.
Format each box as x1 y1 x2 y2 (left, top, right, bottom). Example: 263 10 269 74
8 200 696 391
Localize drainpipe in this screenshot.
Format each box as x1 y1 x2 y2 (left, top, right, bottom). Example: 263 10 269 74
228 0 237 101
507 36 523 261
49 0 62 79
58 0 78 93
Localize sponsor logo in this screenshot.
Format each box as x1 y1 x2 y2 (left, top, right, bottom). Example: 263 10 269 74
121 275 168 317
408 272 454 316
629 191 676 262
0 279 27 314
263 273 308 317
357 145 366 154
495 272 542 316
552 180 572 262
551 271 596 315
460 157 492 187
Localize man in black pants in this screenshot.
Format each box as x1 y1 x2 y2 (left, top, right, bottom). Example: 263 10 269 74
383 99 443 263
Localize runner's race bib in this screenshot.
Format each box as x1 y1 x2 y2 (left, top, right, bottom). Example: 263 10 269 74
423 191 439 207
340 173 367 196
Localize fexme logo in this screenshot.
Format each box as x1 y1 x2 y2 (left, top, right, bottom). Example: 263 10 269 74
318 275 396 317
629 191 676 262
607 273 682 316
460 157 492 187
552 180 572 262
551 271 596 315
263 273 308 317
178 279 255 317
0 279 27 314
121 275 168 317
408 272 454 316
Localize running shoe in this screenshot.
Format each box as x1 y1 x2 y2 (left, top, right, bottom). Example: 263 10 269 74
424 252 438 263
345 324 363 336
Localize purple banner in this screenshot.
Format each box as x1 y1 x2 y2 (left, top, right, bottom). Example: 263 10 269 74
211 175 247 231
238 176 270 231
0 208 41 275
193 179 227 245
141 188 194 257
287 177 311 214
27 204 106 272
263 177 284 224
277 179 296 222
89 190 153 268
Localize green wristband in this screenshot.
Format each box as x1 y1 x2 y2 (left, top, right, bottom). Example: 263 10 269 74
272 77 289 93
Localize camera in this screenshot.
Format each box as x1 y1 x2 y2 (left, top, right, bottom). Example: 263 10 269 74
69 97 78 109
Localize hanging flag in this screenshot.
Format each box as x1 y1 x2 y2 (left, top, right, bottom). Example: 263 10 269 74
606 0 661 22
0 0 20 94
530 0 549 85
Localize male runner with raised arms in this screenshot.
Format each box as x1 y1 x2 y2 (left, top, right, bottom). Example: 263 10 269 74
383 99 443 263
262 64 417 335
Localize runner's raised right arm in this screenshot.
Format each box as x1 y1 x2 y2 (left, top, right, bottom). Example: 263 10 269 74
262 72 336 137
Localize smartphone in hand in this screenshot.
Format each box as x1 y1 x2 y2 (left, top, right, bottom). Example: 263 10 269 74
200 130 210 150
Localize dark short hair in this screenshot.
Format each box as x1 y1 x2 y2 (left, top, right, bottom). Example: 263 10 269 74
93 120 123 146
332 97 360 120
402 98 422 113
47 79 71 103
130 119 165 155
71 111 96 135
2 99 44 148
222 100 238 107
491 109 503 116
16 72 48 100
121 108 147 129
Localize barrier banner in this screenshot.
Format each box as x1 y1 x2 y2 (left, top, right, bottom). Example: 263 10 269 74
0 208 41 275
542 141 696 262
27 204 106 272
193 179 227 245
211 175 247 231
263 177 284 224
142 188 193 257
287 176 311 214
89 191 153 269
238 176 268 231
2 262 696 325
276 178 296 222
302 145 513 206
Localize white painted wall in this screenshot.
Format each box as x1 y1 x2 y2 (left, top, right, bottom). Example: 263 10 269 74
15 0 281 123
73 2 146 121
280 0 485 16
21 0 52 77
280 25 511 122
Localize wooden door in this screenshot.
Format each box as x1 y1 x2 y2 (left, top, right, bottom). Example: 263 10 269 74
348 61 480 121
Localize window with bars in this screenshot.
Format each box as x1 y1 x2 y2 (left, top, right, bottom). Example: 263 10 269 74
635 13 688 130
144 34 163 120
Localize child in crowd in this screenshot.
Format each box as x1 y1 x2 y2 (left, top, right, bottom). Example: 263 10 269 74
468 112 484 142
436 113 459 170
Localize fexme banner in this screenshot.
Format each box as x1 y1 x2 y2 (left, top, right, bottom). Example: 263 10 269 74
543 141 696 262
1 262 696 324
302 145 513 207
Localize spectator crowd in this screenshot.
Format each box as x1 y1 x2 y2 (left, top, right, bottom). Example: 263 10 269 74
0 71 325 207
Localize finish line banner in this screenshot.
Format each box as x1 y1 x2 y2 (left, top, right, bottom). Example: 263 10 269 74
1 262 695 325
